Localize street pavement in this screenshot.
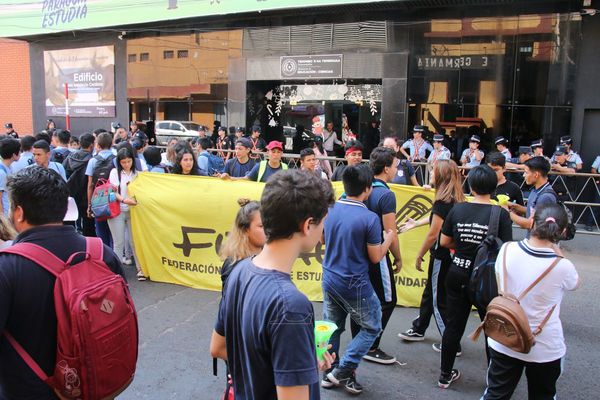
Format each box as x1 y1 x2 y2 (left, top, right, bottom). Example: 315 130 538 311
119 233 599 399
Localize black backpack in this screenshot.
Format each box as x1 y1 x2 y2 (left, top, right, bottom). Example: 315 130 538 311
91 154 116 186
537 185 576 241
51 148 70 164
468 206 503 311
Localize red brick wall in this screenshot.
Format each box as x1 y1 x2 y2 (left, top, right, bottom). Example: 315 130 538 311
0 39 33 135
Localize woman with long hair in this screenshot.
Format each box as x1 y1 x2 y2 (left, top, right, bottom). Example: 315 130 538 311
398 160 465 348
219 198 266 285
171 148 200 176
107 148 144 280
482 203 579 399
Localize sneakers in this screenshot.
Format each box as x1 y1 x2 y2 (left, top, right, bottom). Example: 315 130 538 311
398 328 425 341
363 348 396 364
123 258 133 265
136 270 147 281
432 342 462 357
327 368 363 395
321 372 335 389
438 369 461 389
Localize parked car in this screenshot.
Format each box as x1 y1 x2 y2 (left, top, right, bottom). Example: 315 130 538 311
155 120 201 145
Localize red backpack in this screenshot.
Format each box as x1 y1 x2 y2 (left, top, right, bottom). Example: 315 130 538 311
2 237 138 399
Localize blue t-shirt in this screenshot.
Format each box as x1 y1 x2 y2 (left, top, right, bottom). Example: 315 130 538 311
322 199 382 299
224 157 256 178
85 150 114 176
10 152 34 174
149 166 165 173
48 162 67 182
0 164 10 216
246 162 284 182
391 159 415 185
215 258 319 400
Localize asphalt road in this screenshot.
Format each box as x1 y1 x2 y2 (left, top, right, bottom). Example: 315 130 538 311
118 236 599 400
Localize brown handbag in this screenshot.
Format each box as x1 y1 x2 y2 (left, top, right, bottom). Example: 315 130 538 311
470 243 562 353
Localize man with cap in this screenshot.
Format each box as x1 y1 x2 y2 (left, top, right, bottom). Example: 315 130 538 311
4 123 18 139
220 137 256 179
400 125 433 162
249 126 267 160
460 135 484 168
553 135 582 171
244 141 288 183
551 145 577 174
494 136 512 159
506 146 533 170
428 134 451 165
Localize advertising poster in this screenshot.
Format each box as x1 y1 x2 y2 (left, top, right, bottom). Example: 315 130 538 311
44 45 115 117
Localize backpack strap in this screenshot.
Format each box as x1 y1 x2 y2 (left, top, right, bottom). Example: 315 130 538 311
3 331 49 382
488 205 501 238
517 256 563 302
86 237 104 261
0 243 65 277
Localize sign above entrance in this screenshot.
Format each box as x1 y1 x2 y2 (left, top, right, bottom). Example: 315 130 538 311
416 55 492 70
0 1 390 38
280 55 343 79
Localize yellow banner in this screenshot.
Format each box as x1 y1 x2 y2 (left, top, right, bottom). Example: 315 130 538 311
129 173 435 307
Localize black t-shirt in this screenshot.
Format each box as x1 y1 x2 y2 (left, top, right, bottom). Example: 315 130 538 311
429 200 454 259
0 226 124 399
215 259 320 400
493 180 524 206
441 203 513 270
331 165 347 182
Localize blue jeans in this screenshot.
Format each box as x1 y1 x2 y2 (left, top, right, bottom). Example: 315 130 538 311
95 219 113 249
323 289 382 370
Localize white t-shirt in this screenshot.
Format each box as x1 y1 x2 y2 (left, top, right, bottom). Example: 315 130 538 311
488 239 579 363
109 168 137 212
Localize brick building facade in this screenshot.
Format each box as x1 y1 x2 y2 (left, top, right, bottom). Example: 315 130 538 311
0 39 33 135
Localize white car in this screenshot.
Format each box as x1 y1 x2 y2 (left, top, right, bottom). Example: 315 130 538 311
154 120 202 145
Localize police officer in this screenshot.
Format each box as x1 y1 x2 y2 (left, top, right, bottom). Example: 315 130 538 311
460 135 484 168
428 134 451 165
494 136 512 159
400 125 433 162
553 136 582 171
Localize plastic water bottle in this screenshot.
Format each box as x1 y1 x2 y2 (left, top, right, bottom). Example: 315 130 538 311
109 192 116 203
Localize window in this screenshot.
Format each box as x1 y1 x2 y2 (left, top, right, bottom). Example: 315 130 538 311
128 54 137 63
163 50 174 59
177 50 188 58
140 52 149 62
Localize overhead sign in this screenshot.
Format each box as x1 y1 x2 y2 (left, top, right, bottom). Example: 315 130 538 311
0 0 390 38
281 54 343 79
416 55 492 70
44 46 115 117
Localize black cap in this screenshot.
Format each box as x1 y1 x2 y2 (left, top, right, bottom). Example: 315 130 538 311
112 122 122 129
495 136 507 145
518 146 533 155
235 126 245 133
554 145 568 156
218 126 227 133
236 137 253 148
4 123 12 129
470 135 481 143
531 139 543 148
198 125 207 132
559 135 572 145
252 125 261 133
433 134 444 142
413 125 426 133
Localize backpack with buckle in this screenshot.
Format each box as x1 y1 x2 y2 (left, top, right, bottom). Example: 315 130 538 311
2 237 138 399
90 178 121 221
470 242 562 353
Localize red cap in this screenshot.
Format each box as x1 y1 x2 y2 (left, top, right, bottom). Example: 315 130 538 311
266 141 284 151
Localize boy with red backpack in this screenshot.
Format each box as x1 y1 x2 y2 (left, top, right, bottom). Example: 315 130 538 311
0 166 137 399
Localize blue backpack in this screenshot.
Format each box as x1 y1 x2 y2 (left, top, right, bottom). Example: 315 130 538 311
199 152 225 175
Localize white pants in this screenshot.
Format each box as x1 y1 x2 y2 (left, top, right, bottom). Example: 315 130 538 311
107 210 136 266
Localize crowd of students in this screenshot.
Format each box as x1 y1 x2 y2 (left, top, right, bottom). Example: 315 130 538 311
0 119 585 399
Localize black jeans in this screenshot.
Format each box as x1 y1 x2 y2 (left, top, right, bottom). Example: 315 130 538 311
483 348 562 400
350 255 397 350
440 265 486 374
412 256 450 336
